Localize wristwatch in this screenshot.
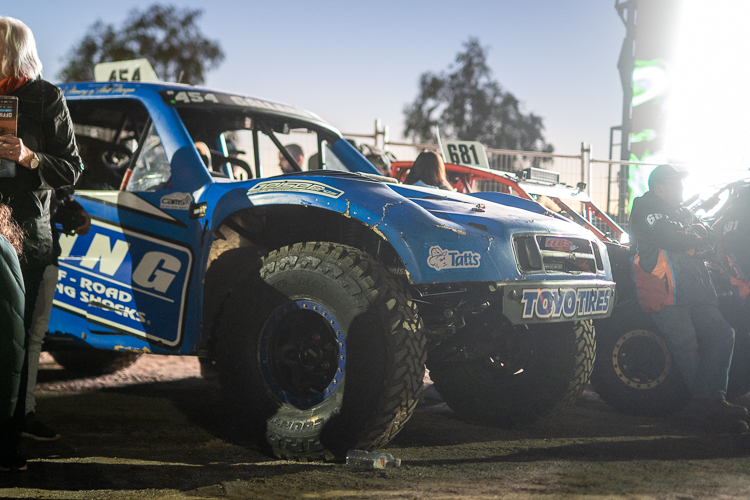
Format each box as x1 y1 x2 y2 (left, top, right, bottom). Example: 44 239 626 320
29 153 39 170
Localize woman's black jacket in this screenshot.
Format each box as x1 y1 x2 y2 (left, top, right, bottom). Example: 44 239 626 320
0 78 83 270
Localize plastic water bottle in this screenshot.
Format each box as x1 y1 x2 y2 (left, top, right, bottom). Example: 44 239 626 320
346 449 401 469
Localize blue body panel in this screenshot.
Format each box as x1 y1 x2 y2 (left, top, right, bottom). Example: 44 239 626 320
467 190 549 214
47 81 613 355
206 175 612 284
52 189 203 354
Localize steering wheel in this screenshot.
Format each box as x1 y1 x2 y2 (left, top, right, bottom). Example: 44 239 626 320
210 150 253 180
75 135 134 189
102 143 133 170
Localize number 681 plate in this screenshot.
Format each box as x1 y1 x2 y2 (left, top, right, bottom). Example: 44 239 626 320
441 140 489 168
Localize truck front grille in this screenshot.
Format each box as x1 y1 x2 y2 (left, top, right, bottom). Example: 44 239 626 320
514 235 602 275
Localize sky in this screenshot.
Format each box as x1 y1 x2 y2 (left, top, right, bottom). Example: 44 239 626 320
4 0 627 159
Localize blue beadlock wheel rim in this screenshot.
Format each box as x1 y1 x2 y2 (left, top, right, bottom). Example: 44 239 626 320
259 299 346 409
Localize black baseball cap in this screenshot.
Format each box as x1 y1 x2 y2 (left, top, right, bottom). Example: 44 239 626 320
648 164 688 190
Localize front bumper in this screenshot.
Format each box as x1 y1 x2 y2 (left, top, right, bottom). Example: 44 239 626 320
502 279 616 325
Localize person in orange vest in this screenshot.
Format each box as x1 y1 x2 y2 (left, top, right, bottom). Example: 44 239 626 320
630 164 747 432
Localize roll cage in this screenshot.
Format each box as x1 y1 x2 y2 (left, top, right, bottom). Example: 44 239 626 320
391 161 626 244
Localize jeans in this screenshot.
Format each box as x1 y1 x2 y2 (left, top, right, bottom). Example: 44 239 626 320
26 264 58 415
13 265 47 425
652 304 735 400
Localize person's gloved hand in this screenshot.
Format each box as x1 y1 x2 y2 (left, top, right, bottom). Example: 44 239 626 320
692 223 710 239
75 209 91 235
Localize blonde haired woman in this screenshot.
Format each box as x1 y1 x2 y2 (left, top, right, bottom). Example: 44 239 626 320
0 17 83 452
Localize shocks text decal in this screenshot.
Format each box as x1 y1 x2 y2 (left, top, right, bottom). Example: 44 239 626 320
54 220 192 346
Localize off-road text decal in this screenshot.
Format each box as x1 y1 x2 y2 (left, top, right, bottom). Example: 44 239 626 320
54 220 192 346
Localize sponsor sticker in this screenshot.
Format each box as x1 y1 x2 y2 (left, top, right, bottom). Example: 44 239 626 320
520 287 612 319
247 180 344 199
159 90 319 121
189 202 207 219
54 220 192 346
544 238 578 252
160 192 193 210
427 245 481 271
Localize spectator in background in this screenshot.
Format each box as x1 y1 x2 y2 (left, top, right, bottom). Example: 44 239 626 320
0 17 83 445
359 144 394 177
0 203 26 471
404 151 453 190
194 141 212 170
372 159 391 177
279 144 303 174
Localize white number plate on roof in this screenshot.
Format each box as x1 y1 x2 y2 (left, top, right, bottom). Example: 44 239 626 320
441 140 489 168
94 59 160 83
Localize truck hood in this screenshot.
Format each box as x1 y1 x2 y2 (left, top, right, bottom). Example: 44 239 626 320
204 171 612 283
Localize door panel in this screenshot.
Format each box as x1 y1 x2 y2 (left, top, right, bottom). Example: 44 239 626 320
56 215 193 347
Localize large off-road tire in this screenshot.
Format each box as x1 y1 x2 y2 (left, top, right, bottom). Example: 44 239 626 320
427 320 595 428
591 300 690 417
592 299 750 415
48 348 142 375
214 242 426 461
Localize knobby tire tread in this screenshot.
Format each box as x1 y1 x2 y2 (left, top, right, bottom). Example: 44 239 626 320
429 320 595 428
215 242 425 462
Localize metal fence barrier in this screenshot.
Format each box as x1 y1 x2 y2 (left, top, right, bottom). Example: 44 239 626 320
345 127 664 232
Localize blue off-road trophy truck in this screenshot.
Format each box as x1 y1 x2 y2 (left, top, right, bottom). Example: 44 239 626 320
46 60 615 461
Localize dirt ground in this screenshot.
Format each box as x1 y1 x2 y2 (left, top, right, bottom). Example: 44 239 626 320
1 353 750 499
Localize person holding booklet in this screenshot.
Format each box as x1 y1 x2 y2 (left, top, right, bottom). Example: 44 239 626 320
0 95 16 137
0 16 83 470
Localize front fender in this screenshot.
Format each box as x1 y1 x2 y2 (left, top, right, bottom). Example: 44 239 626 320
204 176 611 284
